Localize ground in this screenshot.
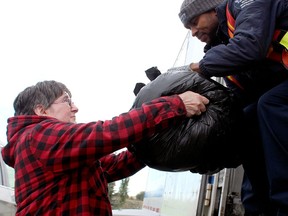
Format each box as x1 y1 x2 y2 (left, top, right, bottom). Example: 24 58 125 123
112 197 143 210
122 198 143 209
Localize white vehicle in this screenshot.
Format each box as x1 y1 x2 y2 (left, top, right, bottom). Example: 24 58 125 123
0 141 17 215
140 167 244 216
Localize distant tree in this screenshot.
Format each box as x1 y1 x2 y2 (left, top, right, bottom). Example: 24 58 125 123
108 181 116 200
118 178 130 207
108 182 118 208
136 191 145 201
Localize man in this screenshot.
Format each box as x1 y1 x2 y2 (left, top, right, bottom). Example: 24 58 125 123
1 80 209 215
178 0 288 215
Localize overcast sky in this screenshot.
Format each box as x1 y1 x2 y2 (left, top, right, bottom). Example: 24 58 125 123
0 0 204 196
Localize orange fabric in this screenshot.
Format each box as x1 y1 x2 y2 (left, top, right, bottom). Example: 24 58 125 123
226 4 235 38
226 75 244 90
225 4 245 90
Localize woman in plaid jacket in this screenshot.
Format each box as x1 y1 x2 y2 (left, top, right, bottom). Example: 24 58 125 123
1 80 208 215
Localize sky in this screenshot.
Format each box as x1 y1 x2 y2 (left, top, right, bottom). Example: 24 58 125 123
0 0 204 196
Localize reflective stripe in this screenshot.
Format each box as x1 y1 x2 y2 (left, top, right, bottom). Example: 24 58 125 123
280 32 288 49
225 5 246 90
226 4 235 38
226 75 244 90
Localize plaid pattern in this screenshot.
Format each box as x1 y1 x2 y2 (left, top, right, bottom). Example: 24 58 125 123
2 95 186 216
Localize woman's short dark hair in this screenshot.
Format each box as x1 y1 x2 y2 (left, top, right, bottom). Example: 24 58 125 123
13 80 71 116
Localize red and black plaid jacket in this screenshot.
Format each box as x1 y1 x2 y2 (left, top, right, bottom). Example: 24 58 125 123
1 95 186 216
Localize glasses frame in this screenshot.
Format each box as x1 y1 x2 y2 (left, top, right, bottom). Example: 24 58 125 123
52 92 73 107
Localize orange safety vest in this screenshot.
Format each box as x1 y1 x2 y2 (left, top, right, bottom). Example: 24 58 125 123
225 4 288 90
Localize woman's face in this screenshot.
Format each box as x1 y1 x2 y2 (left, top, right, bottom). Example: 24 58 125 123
45 92 78 123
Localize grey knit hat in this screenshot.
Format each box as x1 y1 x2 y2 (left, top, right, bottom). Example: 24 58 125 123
179 0 224 28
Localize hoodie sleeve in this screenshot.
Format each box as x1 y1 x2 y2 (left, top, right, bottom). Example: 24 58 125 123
100 150 146 183
26 95 186 173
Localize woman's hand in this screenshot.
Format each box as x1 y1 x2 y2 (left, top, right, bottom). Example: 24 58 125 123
178 91 209 117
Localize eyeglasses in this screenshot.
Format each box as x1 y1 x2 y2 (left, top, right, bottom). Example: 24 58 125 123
53 95 73 107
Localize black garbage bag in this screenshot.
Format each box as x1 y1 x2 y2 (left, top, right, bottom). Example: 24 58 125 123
129 70 245 174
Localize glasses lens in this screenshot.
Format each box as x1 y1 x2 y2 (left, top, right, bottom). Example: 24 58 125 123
68 98 72 107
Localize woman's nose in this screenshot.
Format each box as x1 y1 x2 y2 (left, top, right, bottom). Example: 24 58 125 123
71 103 79 113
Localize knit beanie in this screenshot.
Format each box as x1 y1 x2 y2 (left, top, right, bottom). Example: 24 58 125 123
179 0 224 28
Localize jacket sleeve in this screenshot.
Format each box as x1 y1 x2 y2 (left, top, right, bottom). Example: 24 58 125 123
31 95 186 172
100 150 146 183
200 0 278 77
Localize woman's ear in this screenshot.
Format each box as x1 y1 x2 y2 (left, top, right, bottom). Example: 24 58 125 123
34 105 47 116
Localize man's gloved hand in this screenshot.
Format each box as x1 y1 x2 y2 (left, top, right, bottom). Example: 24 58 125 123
190 62 200 72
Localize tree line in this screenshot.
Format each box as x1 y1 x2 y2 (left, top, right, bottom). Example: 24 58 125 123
108 178 145 209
